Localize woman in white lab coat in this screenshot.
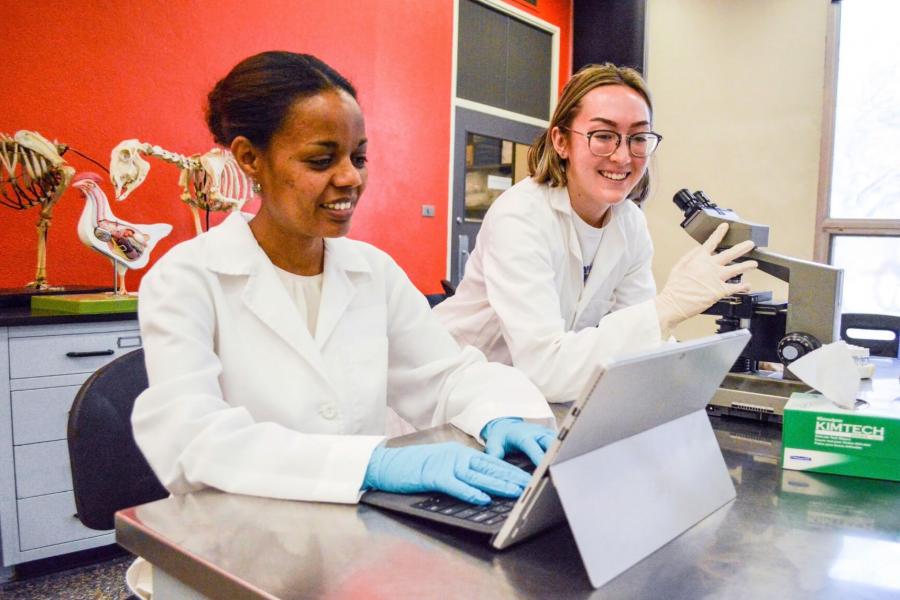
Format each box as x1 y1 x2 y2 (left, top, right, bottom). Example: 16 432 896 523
132 51 556 508
434 64 757 403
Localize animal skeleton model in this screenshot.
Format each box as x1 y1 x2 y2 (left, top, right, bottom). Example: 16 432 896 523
110 139 254 235
73 173 172 295
0 130 76 289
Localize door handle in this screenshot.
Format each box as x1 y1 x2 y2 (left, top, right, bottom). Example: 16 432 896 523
457 234 470 282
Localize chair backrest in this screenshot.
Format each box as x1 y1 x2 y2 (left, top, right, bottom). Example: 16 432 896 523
67 348 167 530
840 313 900 358
425 280 457 308
440 279 456 297
424 293 447 308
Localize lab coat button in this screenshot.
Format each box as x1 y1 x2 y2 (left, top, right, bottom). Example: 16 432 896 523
319 404 338 420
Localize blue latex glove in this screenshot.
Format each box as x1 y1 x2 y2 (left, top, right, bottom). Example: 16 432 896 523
481 417 557 466
363 442 531 505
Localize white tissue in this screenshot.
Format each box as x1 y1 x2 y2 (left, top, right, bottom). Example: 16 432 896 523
788 341 861 410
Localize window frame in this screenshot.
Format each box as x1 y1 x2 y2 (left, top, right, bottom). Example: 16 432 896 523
447 0 560 279
814 1 900 264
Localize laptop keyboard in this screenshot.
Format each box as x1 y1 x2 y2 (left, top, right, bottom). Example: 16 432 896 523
411 496 517 525
409 452 535 526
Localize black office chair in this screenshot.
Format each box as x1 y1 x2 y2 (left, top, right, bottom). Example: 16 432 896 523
840 313 900 358
424 293 446 308
67 348 167 530
424 279 458 308
440 279 456 297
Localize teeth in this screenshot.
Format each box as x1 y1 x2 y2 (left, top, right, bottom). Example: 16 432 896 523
600 171 627 181
322 201 352 210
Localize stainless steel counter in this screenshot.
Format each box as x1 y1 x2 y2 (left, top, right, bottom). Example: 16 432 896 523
116 360 900 599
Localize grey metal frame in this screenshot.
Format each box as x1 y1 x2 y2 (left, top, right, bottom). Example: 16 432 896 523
814 2 900 264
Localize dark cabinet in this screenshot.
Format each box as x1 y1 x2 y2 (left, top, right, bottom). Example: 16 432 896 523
573 0 646 73
457 0 552 120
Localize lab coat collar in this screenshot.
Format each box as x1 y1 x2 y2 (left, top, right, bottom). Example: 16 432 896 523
316 237 373 348
202 212 373 280
202 212 372 385
576 203 627 318
203 212 264 276
546 184 584 271
548 188 630 320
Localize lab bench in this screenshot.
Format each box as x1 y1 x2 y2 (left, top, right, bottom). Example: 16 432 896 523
117 367 900 599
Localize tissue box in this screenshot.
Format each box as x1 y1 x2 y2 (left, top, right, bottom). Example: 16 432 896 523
782 392 900 482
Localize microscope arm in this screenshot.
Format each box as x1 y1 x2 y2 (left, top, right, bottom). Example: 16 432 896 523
748 249 843 345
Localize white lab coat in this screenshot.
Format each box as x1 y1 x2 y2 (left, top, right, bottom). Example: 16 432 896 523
434 177 663 403
132 212 552 504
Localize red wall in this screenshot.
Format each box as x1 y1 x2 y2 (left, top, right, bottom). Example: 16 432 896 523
1 1 570 294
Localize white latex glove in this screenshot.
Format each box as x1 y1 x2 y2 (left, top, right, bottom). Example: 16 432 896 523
655 223 758 336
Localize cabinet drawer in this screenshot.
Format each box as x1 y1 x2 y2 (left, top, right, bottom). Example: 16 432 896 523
18 491 107 551
12 385 81 444
9 330 141 379
15 440 72 498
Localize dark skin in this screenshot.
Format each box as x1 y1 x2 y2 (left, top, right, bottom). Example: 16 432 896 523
230 89 369 275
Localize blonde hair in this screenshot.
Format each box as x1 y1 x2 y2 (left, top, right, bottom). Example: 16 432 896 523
528 63 653 203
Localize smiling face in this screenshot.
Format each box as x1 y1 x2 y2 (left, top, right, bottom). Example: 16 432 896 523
236 88 368 270
551 85 651 226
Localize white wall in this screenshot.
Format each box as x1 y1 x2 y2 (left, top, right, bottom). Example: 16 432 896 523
644 0 831 339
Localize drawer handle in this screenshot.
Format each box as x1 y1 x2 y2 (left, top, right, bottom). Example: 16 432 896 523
66 350 115 358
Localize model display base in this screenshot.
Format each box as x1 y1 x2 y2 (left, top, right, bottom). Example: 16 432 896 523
31 293 137 314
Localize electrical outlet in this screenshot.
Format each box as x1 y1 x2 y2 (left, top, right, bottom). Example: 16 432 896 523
421 205 436 217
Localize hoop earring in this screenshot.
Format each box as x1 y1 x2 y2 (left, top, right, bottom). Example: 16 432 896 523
252 180 262 194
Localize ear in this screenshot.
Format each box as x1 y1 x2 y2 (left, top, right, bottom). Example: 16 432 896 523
230 136 262 180
550 126 569 160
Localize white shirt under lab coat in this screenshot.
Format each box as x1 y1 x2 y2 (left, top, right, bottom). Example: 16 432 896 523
132 212 553 504
434 177 663 403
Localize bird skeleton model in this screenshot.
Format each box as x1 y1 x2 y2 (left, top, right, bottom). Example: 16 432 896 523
110 140 254 235
0 130 75 289
72 173 172 295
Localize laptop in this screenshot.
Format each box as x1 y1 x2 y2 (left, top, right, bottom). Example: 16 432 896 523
362 329 750 587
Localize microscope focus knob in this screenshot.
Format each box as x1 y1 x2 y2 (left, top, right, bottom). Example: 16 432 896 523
777 332 821 366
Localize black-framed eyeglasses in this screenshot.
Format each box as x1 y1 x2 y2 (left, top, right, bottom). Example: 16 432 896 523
560 127 663 158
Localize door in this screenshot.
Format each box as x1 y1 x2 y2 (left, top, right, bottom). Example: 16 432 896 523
450 107 543 285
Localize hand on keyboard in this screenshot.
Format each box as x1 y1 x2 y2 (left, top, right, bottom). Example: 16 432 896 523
363 442 532 505
481 417 556 466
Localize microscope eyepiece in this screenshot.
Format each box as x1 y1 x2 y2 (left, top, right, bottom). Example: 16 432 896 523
674 189 727 221
673 189 697 215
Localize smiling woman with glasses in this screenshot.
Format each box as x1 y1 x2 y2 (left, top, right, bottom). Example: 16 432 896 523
434 63 757 403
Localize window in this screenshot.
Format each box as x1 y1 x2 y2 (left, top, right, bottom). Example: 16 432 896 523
817 0 900 316
464 134 531 222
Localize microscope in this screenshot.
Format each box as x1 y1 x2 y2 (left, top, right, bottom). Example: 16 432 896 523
673 189 844 421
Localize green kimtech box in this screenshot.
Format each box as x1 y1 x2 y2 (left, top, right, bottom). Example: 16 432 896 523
782 392 900 482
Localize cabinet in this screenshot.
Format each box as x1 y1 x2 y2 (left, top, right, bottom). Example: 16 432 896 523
0 316 140 568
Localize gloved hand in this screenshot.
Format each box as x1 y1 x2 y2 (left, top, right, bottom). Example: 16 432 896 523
362 442 532 505
655 223 758 335
481 417 557 466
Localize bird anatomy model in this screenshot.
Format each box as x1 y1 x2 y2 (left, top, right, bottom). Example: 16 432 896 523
0 130 75 289
110 139 255 235
72 172 172 295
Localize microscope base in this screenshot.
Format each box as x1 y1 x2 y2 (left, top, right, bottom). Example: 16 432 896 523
706 371 812 424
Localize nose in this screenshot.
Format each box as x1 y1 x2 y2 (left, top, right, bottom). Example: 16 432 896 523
608 138 630 163
333 156 363 188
